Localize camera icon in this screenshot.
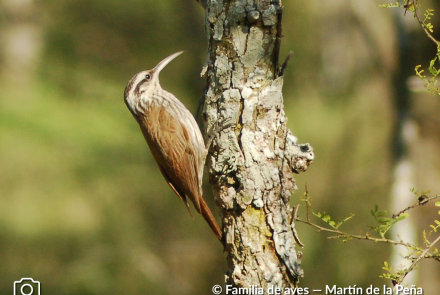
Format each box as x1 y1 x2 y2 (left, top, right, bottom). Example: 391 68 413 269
13 278 40 295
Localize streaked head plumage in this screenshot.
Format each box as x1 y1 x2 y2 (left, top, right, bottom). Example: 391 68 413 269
124 51 184 115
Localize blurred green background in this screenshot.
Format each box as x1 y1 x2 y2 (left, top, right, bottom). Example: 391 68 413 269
1 0 440 294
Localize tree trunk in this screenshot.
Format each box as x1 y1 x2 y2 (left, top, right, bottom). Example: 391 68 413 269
389 10 418 286
198 0 314 290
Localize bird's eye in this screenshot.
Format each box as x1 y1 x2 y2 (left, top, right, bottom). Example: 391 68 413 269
145 74 151 80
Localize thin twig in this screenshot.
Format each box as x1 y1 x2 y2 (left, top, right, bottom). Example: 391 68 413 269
292 204 305 248
295 218 412 247
396 234 440 285
412 1 440 46
393 195 440 219
305 183 310 222
279 51 294 77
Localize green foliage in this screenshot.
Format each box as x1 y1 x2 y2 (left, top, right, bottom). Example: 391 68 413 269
429 202 440 233
415 43 440 96
413 7 440 95
369 205 409 239
313 211 355 230
378 0 415 10
380 261 409 283
415 51 440 95
380 1 440 95
378 2 401 8
376 190 440 284
379 227 440 284
297 188 440 286
409 187 431 196
423 8 435 32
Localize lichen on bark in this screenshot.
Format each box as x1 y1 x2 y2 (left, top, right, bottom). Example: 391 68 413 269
199 0 314 289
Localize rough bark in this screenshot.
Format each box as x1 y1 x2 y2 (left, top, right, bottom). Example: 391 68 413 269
198 0 314 290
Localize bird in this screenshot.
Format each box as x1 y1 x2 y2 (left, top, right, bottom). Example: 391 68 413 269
124 51 222 240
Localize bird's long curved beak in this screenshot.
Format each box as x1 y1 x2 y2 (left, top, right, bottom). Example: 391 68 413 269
154 51 184 76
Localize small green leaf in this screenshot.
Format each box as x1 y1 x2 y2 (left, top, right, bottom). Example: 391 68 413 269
377 210 388 217
313 212 322 218
322 215 331 223
395 213 409 222
379 217 391 223
341 213 355 223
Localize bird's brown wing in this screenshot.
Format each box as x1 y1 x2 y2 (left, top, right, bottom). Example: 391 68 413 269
155 164 194 218
140 104 202 213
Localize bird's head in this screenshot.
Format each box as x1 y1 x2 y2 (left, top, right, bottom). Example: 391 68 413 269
124 51 183 116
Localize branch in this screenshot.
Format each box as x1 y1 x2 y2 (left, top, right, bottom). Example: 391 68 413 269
393 194 440 219
295 217 412 247
297 187 440 285
394 234 440 285
412 2 440 46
